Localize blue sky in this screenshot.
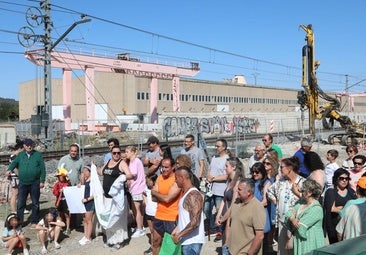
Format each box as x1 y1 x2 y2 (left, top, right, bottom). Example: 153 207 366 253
1 1 366 100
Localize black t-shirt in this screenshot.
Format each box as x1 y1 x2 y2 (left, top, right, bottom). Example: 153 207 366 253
102 160 122 198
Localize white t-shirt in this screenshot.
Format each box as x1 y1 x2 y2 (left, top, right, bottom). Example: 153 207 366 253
325 162 339 189
144 187 157 217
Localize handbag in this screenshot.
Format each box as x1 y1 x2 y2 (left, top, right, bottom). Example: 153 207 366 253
159 232 181 255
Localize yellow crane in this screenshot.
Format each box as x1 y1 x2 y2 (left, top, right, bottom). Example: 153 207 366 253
297 24 362 144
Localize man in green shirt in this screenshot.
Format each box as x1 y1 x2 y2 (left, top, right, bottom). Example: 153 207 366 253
6 138 46 226
262 133 283 158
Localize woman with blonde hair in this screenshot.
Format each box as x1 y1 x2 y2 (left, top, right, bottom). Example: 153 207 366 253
125 145 146 238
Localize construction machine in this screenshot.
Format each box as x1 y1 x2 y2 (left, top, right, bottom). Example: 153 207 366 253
298 24 365 145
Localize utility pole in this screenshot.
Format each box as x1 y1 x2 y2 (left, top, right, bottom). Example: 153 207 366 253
345 74 349 117
18 0 90 149
42 0 52 144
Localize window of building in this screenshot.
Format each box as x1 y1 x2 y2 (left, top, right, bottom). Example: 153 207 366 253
137 92 141 100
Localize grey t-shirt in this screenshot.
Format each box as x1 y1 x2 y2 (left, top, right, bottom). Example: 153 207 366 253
210 154 229 196
58 155 84 186
180 147 205 177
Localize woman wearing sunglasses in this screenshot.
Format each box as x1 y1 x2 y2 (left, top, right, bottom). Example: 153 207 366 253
342 144 358 171
250 162 272 253
323 168 356 244
97 145 135 251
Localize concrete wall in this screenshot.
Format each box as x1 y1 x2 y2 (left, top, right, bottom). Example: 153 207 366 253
0 125 16 147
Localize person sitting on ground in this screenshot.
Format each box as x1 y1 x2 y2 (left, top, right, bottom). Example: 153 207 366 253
1 213 29 255
36 209 65 254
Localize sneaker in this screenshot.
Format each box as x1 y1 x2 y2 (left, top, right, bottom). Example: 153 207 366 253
24 209 30 214
41 246 48 254
80 239 91 246
214 231 222 242
54 242 61 249
131 229 145 238
23 248 30 255
144 247 153 255
79 236 87 244
63 229 71 235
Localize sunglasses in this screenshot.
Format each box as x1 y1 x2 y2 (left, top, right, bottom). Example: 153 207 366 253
262 139 267 142
347 150 354 153
112 151 121 155
353 162 363 166
338 177 350 181
251 170 260 175
264 162 271 166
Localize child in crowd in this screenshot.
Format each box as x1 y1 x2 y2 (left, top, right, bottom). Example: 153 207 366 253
36 209 65 254
53 168 71 235
79 165 94 246
325 149 340 190
142 173 158 255
1 213 29 255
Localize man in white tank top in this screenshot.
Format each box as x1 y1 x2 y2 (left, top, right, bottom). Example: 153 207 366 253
172 166 205 255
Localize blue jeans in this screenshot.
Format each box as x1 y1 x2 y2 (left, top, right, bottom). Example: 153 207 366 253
182 243 203 255
203 195 223 232
17 181 40 224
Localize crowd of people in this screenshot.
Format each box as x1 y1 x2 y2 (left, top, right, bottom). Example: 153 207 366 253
1 134 366 255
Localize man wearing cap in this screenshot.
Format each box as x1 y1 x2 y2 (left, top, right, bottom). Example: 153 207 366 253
336 176 366 240
143 136 163 176
6 138 46 226
294 137 313 178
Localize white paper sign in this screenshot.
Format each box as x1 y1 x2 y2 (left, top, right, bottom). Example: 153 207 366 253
63 186 86 214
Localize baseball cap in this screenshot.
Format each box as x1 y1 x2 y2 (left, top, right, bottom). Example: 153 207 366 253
357 177 366 189
23 138 34 146
147 136 159 145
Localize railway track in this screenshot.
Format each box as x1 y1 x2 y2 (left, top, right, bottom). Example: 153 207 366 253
0 131 302 165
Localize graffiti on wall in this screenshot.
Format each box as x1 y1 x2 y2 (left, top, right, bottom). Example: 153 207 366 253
163 116 260 138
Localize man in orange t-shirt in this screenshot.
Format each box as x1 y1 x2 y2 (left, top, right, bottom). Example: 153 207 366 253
151 157 181 255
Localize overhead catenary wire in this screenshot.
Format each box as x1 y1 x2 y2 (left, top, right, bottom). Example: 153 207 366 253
0 1 365 93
